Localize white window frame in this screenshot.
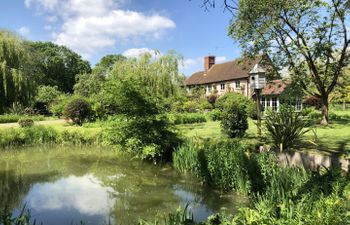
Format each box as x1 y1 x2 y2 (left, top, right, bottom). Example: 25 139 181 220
272 97 278 111
207 85 212 93
235 80 241 89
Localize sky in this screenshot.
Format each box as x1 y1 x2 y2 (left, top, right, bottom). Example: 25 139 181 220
0 0 242 76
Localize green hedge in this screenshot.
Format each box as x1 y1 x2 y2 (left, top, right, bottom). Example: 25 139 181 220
168 113 207 125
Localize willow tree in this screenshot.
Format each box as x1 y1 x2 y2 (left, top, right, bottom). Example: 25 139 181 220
198 0 350 125
0 31 37 113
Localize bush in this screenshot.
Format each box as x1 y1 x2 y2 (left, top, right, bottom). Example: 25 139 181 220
208 109 222 121
108 115 181 161
182 101 198 113
220 100 248 138
169 113 207 125
63 98 92 126
216 92 256 119
265 105 310 150
18 118 34 128
198 99 213 111
50 94 70 117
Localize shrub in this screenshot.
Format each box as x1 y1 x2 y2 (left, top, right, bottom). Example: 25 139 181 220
221 100 248 138
108 115 181 161
63 98 92 126
198 99 213 111
207 94 218 106
265 105 310 150
183 101 198 113
216 92 256 119
50 94 70 117
169 113 207 125
18 118 34 128
208 109 222 121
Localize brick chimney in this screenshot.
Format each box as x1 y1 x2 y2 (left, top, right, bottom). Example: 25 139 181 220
204 56 215 72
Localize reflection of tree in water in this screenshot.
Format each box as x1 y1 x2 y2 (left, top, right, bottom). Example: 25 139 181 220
0 168 59 211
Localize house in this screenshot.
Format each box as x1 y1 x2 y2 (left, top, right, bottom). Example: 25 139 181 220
185 56 302 112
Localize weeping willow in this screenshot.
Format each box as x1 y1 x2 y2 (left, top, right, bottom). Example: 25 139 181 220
0 31 35 113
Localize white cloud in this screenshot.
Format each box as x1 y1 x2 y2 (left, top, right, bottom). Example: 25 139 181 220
25 0 176 58
18 26 30 35
181 58 201 70
26 175 115 215
122 48 160 58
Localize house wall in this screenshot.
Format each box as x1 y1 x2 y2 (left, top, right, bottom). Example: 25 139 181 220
204 78 250 97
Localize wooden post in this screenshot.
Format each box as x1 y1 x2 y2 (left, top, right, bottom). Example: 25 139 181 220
256 89 262 137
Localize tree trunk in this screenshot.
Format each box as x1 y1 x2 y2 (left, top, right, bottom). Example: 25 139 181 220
342 101 346 110
320 96 329 126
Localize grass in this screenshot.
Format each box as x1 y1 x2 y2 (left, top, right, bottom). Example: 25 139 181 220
176 109 350 156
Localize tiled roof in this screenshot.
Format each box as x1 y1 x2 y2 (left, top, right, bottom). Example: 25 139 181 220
262 79 291 95
185 57 261 85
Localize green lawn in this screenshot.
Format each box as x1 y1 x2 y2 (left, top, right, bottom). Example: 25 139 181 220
176 110 350 156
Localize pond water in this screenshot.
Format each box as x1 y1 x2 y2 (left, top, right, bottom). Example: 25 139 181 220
0 146 247 225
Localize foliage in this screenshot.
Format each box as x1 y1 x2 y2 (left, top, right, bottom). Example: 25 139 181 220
34 85 62 115
100 53 184 161
265 105 310 150
227 0 350 125
173 140 251 194
217 93 250 138
50 94 72 118
63 98 92 125
198 99 213 111
29 41 91 93
216 93 256 119
0 114 44 124
107 115 181 161
74 54 126 97
168 113 207 125
0 205 39 225
182 101 198 113
0 31 38 113
208 109 222 121
18 118 34 128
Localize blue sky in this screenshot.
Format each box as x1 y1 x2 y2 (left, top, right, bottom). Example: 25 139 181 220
0 0 241 76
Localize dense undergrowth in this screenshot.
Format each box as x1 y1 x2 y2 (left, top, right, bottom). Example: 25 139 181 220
0 126 107 148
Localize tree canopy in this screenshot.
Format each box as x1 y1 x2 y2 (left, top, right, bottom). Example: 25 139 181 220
198 0 350 125
29 41 91 93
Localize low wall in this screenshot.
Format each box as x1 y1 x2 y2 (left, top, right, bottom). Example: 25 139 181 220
276 150 350 172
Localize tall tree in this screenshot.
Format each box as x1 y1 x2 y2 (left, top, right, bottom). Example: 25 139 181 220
0 30 38 113
29 42 91 93
198 0 350 125
74 54 126 97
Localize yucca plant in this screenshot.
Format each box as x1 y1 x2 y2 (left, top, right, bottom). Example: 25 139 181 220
264 105 310 151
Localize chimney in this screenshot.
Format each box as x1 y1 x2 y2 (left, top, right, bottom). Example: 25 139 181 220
204 56 215 72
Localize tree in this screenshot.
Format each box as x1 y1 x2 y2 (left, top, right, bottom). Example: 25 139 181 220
63 98 92 125
0 30 38 113
29 41 91 93
74 54 126 97
198 0 350 125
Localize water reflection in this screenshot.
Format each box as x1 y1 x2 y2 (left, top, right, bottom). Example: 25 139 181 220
0 146 246 225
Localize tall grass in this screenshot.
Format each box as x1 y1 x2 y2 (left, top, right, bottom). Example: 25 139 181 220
0 126 107 148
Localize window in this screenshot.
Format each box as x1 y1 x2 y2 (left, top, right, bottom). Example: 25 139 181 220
220 83 225 91
266 98 271 109
295 99 302 112
235 80 241 89
207 85 212 93
272 97 278 111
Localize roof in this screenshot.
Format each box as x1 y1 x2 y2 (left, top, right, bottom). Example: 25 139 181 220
250 63 266 74
262 80 291 96
185 57 261 86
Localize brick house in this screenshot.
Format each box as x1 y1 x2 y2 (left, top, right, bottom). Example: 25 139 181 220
185 56 302 112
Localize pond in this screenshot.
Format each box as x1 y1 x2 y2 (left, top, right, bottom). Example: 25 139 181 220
0 146 247 225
